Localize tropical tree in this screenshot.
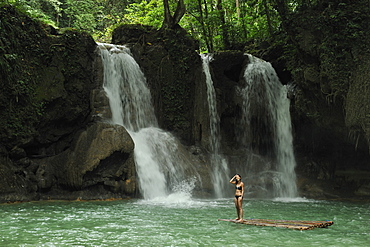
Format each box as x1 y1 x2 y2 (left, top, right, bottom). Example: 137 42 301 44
62 0 102 33
3 0 296 51
181 0 282 52
125 0 163 28
162 0 186 28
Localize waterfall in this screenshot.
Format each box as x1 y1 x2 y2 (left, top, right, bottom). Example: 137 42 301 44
97 44 296 199
238 54 298 198
201 54 229 198
100 44 158 131
98 43 198 200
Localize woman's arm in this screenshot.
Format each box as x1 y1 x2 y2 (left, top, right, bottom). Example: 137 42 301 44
241 182 245 197
230 175 236 184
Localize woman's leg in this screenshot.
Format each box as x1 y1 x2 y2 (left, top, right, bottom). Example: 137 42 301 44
234 197 240 220
237 197 243 221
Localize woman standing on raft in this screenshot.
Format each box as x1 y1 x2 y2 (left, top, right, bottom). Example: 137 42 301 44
230 174 244 221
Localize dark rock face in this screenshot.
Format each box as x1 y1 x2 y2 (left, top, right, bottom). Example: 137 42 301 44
33 122 136 200
113 21 370 199
256 2 370 199
0 156 36 202
0 6 136 202
112 24 201 145
0 6 97 154
111 25 247 151
210 51 246 149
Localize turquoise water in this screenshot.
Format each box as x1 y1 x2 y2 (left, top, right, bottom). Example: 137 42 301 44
0 197 369 246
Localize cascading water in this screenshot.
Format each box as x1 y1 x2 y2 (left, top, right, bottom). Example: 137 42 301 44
237 54 298 198
98 43 198 200
201 54 229 198
100 44 157 130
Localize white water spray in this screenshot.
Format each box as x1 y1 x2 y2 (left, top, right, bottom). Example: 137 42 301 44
98 43 198 200
238 54 298 198
201 54 229 198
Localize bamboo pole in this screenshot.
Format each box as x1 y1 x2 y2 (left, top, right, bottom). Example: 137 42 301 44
218 219 334 230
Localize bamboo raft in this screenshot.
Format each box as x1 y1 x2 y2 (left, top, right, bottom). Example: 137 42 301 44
218 218 334 230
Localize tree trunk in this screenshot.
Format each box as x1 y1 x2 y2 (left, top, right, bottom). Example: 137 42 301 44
204 0 214 52
197 0 212 52
162 0 186 29
216 0 230 50
236 0 240 19
271 0 288 22
263 0 273 38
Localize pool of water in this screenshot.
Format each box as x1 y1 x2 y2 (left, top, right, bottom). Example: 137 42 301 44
0 197 369 246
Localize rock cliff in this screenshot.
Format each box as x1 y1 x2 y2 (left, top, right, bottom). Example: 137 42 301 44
255 1 370 198
1 2 370 202
0 5 136 202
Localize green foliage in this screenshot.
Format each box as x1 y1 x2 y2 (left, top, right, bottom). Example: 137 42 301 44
180 0 283 52
125 0 163 28
2 0 286 51
62 0 103 33
0 0 57 26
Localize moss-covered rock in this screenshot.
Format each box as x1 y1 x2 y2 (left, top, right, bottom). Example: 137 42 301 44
258 1 370 199
345 54 370 151
284 1 370 147
0 5 137 202
0 5 97 155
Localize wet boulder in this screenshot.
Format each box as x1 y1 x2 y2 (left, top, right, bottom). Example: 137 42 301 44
34 122 136 200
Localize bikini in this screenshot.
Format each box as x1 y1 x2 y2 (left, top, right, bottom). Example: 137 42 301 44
235 185 243 199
